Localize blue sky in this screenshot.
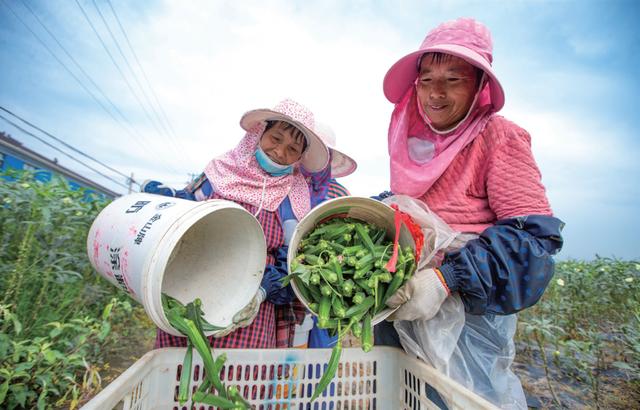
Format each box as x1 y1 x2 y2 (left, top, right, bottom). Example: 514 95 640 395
1 0 639 260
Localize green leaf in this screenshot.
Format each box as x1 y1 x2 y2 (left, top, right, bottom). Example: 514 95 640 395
10 384 28 407
98 321 111 342
0 333 11 358
42 349 57 364
36 388 47 410
11 315 22 336
101 301 114 321
612 361 634 371
0 378 10 404
49 327 62 339
14 361 35 373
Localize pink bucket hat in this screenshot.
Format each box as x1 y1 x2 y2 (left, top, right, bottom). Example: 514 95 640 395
383 17 505 111
314 121 357 178
240 99 330 172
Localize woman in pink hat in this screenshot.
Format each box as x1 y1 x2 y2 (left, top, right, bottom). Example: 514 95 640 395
144 99 331 349
377 18 565 408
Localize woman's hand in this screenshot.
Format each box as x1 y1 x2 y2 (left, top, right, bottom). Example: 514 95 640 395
211 288 266 338
386 268 450 321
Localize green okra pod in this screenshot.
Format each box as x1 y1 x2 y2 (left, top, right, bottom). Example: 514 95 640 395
344 296 374 318
354 263 374 279
323 224 353 240
302 254 323 266
382 267 405 304
318 296 331 327
340 279 355 297
330 256 343 282
361 314 373 352
352 291 366 305
310 327 343 401
354 278 374 295
320 268 338 284
306 282 324 303
177 342 193 405
351 320 363 338
331 296 346 318
354 223 376 255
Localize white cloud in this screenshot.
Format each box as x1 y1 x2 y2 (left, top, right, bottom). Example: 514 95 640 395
103 0 406 193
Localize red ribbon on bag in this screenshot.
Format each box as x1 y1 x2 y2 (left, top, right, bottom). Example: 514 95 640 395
385 204 424 272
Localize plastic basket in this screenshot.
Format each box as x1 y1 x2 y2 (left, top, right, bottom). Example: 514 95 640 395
82 347 498 410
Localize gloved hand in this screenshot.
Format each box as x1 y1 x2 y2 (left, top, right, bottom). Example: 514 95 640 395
260 246 295 305
212 288 266 338
140 180 176 197
386 268 450 321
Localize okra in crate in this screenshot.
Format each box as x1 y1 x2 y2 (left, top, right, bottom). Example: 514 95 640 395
286 196 419 400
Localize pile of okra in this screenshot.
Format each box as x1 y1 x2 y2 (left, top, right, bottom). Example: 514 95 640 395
163 294 250 409
286 217 416 401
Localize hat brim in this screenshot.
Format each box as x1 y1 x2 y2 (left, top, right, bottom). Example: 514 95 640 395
240 109 330 173
383 44 505 111
330 148 357 178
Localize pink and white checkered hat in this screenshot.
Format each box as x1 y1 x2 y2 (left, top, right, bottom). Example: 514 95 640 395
383 18 505 111
314 121 357 178
240 99 330 172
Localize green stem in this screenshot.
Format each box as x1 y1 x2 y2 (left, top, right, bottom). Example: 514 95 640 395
534 329 562 407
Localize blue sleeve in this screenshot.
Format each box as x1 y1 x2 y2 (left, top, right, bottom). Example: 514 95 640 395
438 215 565 315
261 245 296 305
278 196 295 221
176 178 214 201
370 191 394 201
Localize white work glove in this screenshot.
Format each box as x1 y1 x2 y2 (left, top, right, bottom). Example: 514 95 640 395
386 268 450 322
212 288 266 338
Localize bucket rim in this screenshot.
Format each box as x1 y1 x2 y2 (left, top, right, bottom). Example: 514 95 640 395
287 196 414 325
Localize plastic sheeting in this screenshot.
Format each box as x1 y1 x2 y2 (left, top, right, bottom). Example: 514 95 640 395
383 195 526 410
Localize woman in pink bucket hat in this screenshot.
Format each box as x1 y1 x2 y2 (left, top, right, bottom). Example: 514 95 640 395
143 99 332 350
375 18 565 409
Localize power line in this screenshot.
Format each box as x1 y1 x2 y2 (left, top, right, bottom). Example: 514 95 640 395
91 0 171 139
4 0 185 176
2 0 130 145
106 0 181 148
0 113 131 191
74 0 169 144
91 0 191 165
0 105 134 183
16 1 146 153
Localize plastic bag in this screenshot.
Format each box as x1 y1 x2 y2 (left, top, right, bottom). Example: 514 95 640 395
382 195 526 410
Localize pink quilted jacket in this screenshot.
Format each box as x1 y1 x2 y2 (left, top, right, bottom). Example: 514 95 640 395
419 115 553 233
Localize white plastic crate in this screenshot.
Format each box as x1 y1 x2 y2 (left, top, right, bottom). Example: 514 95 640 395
82 347 498 410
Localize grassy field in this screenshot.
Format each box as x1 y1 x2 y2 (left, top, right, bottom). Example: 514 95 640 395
0 170 637 409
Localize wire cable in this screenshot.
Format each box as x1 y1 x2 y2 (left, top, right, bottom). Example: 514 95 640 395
92 0 191 165
0 105 134 183
106 0 181 144
74 0 169 143
2 0 129 145
91 0 171 139
0 113 131 191
7 0 184 176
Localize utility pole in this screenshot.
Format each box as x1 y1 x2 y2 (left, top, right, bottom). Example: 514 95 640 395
128 172 134 194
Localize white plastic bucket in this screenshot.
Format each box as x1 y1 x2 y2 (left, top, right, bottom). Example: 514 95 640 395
87 193 266 336
287 196 415 325
292 314 315 348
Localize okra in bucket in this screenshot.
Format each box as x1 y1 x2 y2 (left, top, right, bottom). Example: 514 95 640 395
86 193 266 336
287 196 417 326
